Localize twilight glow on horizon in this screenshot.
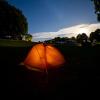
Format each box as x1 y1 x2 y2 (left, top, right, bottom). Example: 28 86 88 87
33 23 100 41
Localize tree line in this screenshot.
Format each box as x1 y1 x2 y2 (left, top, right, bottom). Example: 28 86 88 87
76 29 100 46
44 28 100 46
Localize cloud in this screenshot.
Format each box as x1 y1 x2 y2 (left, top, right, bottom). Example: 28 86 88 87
32 23 100 42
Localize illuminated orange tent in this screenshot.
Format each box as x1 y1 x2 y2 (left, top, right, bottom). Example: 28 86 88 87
23 43 65 72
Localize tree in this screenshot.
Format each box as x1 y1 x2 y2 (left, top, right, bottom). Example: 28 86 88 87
89 32 95 42
0 0 28 39
25 34 32 41
76 34 82 43
54 37 61 41
89 29 100 42
76 33 89 46
91 0 100 21
70 36 76 41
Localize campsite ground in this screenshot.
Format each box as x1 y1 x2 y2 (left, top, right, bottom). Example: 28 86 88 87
2 40 100 98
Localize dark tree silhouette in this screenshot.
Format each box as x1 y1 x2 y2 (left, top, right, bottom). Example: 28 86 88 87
54 37 61 41
76 34 82 43
70 37 76 41
25 34 32 41
89 32 95 42
0 0 28 39
76 33 89 46
90 29 100 42
91 0 100 21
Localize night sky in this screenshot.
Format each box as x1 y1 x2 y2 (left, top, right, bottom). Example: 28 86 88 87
8 0 99 41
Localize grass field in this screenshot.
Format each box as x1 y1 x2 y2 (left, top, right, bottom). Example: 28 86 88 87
0 39 35 47
3 40 100 97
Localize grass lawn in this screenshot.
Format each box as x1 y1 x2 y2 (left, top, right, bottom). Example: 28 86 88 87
2 40 99 97
0 39 35 47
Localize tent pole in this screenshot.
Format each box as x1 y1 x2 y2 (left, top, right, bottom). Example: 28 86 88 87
44 43 48 84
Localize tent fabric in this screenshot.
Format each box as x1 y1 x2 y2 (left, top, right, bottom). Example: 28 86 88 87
23 43 65 71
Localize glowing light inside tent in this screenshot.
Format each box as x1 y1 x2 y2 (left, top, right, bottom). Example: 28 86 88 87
23 44 65 71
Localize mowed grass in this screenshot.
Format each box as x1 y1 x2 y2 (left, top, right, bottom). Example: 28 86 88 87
0 39 35 47
0 39 37 65
4 41 99 97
